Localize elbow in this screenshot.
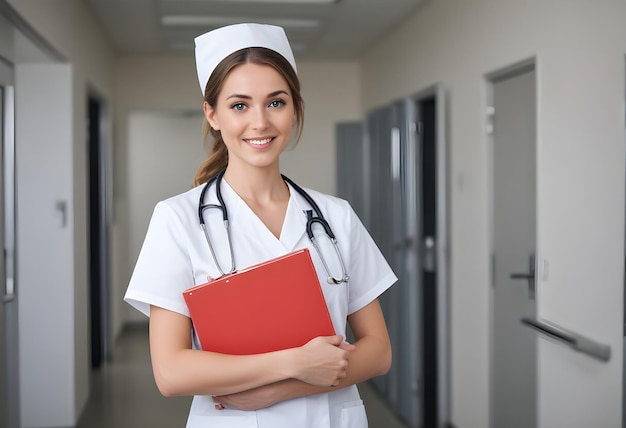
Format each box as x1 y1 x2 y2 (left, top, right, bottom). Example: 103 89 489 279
364 339 392 377
376 346 392 376
153 365 185 397
156 381 178 398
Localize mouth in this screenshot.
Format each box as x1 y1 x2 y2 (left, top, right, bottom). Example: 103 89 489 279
244 137 275 148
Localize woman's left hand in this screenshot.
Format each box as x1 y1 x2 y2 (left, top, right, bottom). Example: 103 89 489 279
213 383 279 411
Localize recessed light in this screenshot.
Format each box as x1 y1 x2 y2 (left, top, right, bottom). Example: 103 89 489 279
161 15 321 30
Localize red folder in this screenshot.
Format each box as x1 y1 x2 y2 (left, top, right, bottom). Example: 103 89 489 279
182 248 335 355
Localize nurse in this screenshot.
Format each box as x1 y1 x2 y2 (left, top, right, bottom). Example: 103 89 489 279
124 23 398 427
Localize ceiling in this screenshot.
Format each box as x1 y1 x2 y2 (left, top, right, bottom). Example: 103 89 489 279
83 0 424 60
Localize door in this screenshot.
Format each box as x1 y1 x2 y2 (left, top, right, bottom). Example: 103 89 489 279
0 60 19 428
489 63 537 428
365 106 398 401
335 121 366 221
389 99 421 427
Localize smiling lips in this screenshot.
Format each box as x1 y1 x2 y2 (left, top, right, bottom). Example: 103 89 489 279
245 137 274 147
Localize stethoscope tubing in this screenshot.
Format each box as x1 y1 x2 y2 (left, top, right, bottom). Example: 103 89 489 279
198 169 349 284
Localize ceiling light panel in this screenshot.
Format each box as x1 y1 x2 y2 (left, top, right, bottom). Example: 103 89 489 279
161 15 321 29
179 0 338 3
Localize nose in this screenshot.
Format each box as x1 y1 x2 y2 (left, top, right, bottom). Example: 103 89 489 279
251 106 269 130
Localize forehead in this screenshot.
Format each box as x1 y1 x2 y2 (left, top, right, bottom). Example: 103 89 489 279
220 62 290 96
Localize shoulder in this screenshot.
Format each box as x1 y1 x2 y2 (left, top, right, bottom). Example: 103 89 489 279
295 186 352 213
292 185 360 233
158 184 204 211
150 184 205 225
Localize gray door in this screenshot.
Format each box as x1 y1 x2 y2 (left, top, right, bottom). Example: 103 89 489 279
390 99 421 427
365 106 398 401
336 121 366 221
490 64 537 428
0 61 18 428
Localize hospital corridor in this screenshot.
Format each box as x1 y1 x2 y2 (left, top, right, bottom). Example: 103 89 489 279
2 1 626 428
75 324 407 428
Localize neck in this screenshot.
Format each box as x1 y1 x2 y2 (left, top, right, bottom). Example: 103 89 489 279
223 164 288 204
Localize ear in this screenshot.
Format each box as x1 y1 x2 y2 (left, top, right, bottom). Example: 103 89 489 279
203 101 220 131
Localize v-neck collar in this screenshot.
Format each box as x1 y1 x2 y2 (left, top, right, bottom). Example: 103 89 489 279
219 178 309 254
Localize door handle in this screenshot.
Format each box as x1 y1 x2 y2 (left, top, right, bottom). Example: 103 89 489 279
422 236 436 272
509 253 535 300
521 317 611 362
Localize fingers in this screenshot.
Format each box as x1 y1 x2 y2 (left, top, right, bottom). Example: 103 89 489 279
295 335 354 387
339 341 356 352
324 335 356 352
213 396 226 410
324 335 345 346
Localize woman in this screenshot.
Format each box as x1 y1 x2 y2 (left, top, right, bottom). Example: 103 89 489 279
124 23 397 427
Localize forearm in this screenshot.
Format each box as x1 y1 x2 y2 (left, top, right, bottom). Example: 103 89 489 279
217 333 391 410
216 300 393 409
150 306 353 398
153 347 296 397
150 306 301 397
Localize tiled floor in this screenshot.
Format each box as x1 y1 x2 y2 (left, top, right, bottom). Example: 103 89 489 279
77 324 408 427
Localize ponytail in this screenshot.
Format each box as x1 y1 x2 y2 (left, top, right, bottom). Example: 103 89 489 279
193 121 228 186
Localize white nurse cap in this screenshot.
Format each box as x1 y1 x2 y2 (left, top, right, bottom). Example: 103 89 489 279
194 23 298 95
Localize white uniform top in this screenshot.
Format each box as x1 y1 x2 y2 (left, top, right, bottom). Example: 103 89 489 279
124 178 397 428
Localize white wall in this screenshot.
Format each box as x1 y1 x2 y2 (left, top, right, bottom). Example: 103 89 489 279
7 0 115 425
359 0 626 426
124 111 205 324
114 56 362 325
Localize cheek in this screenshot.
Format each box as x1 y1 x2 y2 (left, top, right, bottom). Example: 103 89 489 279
219 114 244 134
278 112 297 131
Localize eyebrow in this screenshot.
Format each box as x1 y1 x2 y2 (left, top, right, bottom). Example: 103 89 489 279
226 90 289 100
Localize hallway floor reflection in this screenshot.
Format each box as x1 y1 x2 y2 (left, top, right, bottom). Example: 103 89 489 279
77 323 408 428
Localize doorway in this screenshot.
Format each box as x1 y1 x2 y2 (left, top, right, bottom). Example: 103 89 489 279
360 85 450 428
87 95 110 368
488 61 537 428
411 85 450 428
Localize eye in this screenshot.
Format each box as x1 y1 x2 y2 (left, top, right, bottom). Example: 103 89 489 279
231 103 246 111
268 99 285 108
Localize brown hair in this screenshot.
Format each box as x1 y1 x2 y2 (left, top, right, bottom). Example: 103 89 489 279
193 47 304 186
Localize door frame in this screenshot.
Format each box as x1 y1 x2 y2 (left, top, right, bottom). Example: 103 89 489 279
0 56 19 428
485 56 539 428
87 89 112 367
409 83 450 427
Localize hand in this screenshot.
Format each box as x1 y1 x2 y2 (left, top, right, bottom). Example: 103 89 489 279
212 383 279 411
292 335 356 387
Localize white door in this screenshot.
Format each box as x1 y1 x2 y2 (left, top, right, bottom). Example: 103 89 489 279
490 64 537 428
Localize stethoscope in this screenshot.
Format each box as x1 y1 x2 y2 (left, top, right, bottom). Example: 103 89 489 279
198 169 350 284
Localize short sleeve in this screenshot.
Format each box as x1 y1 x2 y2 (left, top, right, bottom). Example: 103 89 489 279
124 201 195 318
344 203 397 314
